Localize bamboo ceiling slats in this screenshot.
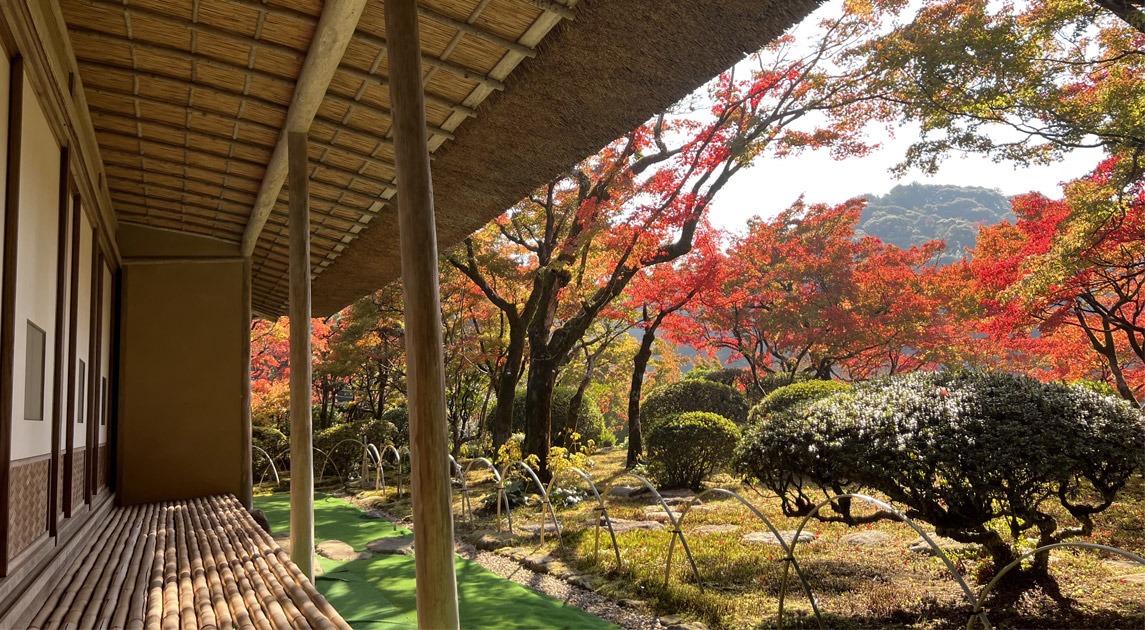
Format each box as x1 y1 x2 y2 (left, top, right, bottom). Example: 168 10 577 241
61 0 578 314
22 495 349 630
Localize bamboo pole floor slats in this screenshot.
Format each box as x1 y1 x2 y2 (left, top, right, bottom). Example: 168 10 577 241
24 494 349 630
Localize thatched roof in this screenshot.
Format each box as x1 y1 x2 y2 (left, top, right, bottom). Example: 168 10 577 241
61 0 823 316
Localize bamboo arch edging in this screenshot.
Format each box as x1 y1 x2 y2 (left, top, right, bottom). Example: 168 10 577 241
672 487 823 627
459 457 505 529
319 439 369 484
252 445 281 486
782 493 989 630
365 444 382 490
547 466 622 568
620 473 704 592
498 460 562 545
967 543 1145 630
380 444 406 497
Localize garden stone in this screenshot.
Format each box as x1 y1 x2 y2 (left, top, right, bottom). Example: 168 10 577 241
841 530 895 547
907 534 976 555
567 574 605 591
272 533 290 547
666 623 709 630
692 524 738 535
742 530 816 545
520 553 558 573
658 614 688 625
618 599 646 608
248 509 272 535
588 517 663 533
1114 573 1145 584
365 537 414 555
607 485 646 498
465 530 515 551
316 540 370 562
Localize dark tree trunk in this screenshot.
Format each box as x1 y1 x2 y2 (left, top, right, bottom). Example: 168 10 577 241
490 326 527 449
627 321 660 468
523 357 557 479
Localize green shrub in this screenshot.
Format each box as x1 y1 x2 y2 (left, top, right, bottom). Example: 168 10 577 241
640 380 749 433
381 407 409 444
736 370 1145 583
686 367 747 388
252 426 289 471
747 379 850 424
647 411 742 490
500 388 608 448
1068 378 1118 397
315 419 396 480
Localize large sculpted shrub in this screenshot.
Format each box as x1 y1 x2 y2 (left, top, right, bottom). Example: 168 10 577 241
647 412 742 490
747 379 850 424
736 370 1145 583
641 380 750 432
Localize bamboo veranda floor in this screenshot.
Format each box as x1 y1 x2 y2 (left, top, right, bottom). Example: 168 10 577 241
22 495 349 630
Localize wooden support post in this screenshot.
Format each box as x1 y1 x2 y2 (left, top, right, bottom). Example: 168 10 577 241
239 257 253 510
385 1 460 628
287 131 314 580
0 55 25 577
49 144 69 536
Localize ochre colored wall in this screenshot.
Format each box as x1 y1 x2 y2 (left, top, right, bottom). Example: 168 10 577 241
118 258 245 505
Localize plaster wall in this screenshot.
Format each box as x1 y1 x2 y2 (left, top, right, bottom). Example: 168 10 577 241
118 256 246 504
10 74 59 462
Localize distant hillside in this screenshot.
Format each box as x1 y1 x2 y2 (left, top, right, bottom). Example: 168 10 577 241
857 183 1012 265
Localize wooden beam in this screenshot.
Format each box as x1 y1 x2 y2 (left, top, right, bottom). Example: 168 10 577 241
238 0 367 258
287 131 314 580
385 2 459 627
0 55 25 577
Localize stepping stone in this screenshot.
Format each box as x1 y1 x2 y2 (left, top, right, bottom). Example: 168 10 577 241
316 540 370 562
588 517 664 533
366 537 414 555
517 522 562 535
841 531 895 547
607 485 647 498
742 530 816 545
618 599 646 609
662 497 702 507
692 524 738 535
907 535 976 555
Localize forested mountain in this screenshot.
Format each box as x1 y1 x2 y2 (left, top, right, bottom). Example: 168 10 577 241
857 183 1012 264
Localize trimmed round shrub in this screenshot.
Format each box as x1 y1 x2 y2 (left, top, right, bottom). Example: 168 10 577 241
1068 378 1118 398
501 388 607 449
736 370 1145 581
640 380 749 433
749 371 814 402
747 379 850 424
686 367 747 388
647 411 742 490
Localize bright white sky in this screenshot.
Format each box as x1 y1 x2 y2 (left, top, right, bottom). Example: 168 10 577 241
707 124 1104 230
703 0 1107 230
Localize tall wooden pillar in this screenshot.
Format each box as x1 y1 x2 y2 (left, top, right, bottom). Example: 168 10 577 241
385 1 460 627
287 131 315 580
239 257 253 510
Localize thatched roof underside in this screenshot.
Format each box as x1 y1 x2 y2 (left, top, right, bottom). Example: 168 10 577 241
62 0 823 316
